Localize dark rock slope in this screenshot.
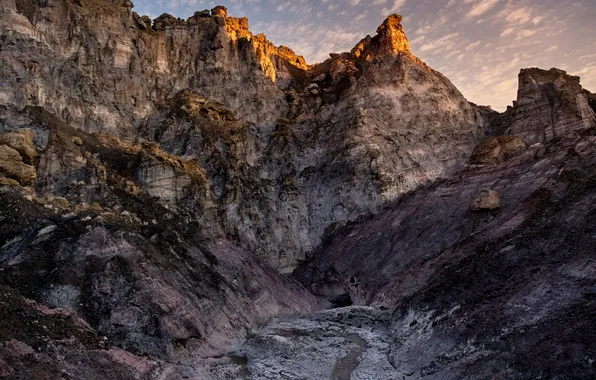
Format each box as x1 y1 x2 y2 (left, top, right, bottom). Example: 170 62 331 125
294 136 596 379
0 106 316 378
291 68 596 379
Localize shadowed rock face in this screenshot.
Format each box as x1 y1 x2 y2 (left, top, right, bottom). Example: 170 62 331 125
293 136 596 379
1 1 595 379
0 107 317 368
585 89 596 113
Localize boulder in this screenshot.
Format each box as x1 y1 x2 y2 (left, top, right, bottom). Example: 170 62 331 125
211 5 228 17
195 9 210 18
71 136 84 146
0 129 38 165
307 83 320 95
170 89 237 122
329 58 358 85
470 135 527 164
0 145 36 186
470 190 501 211
132 12 151 30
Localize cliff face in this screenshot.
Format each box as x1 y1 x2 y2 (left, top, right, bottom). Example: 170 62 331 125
1 0 485 272
292 111 596 380
0 106 317 363
506 68 596 144
0 0 303 134
270 140 596 380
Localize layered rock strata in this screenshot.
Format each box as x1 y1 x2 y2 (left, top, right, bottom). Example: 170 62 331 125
0 106 317 365
1 0 486 271
506 68 596 144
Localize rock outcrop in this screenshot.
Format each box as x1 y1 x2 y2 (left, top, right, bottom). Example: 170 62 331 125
470 135 526 164
0 129 38 164
0 144 36 186
507 68 596 144
351 14 411 60
470 189 501 211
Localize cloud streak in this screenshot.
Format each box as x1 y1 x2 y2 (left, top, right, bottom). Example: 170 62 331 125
466 0 499 18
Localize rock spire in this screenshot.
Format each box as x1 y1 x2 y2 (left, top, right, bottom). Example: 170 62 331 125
375 14 412 55
351 14 412 60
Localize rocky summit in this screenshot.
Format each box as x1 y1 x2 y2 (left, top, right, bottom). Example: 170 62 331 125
0 1 595 379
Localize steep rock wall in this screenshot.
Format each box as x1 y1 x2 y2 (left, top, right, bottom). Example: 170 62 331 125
1 0 486 272
507 68 596 144
0 0 306 135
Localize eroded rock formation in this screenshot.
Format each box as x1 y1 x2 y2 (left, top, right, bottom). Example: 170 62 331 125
507 68 596 144
293 136 596 379
470 135 526 164
0 0 305 133
1 0 595 379
0 105 316 366
1 0 487 272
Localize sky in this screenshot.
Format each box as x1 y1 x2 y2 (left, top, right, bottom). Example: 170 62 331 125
132 0 596 111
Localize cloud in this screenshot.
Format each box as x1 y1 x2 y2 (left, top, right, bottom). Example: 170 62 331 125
420 33 460 53
466 0 499 18
516 29 537 39
505 7 533 24
416 16 447 35
381 0 407 15
354 10 368 21
500 27 514 37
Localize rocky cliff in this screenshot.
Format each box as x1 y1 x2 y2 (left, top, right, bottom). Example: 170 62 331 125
1 0 485 272
0 105 317 363
505 68 596 144
1 0 305 131
1 0 596 379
